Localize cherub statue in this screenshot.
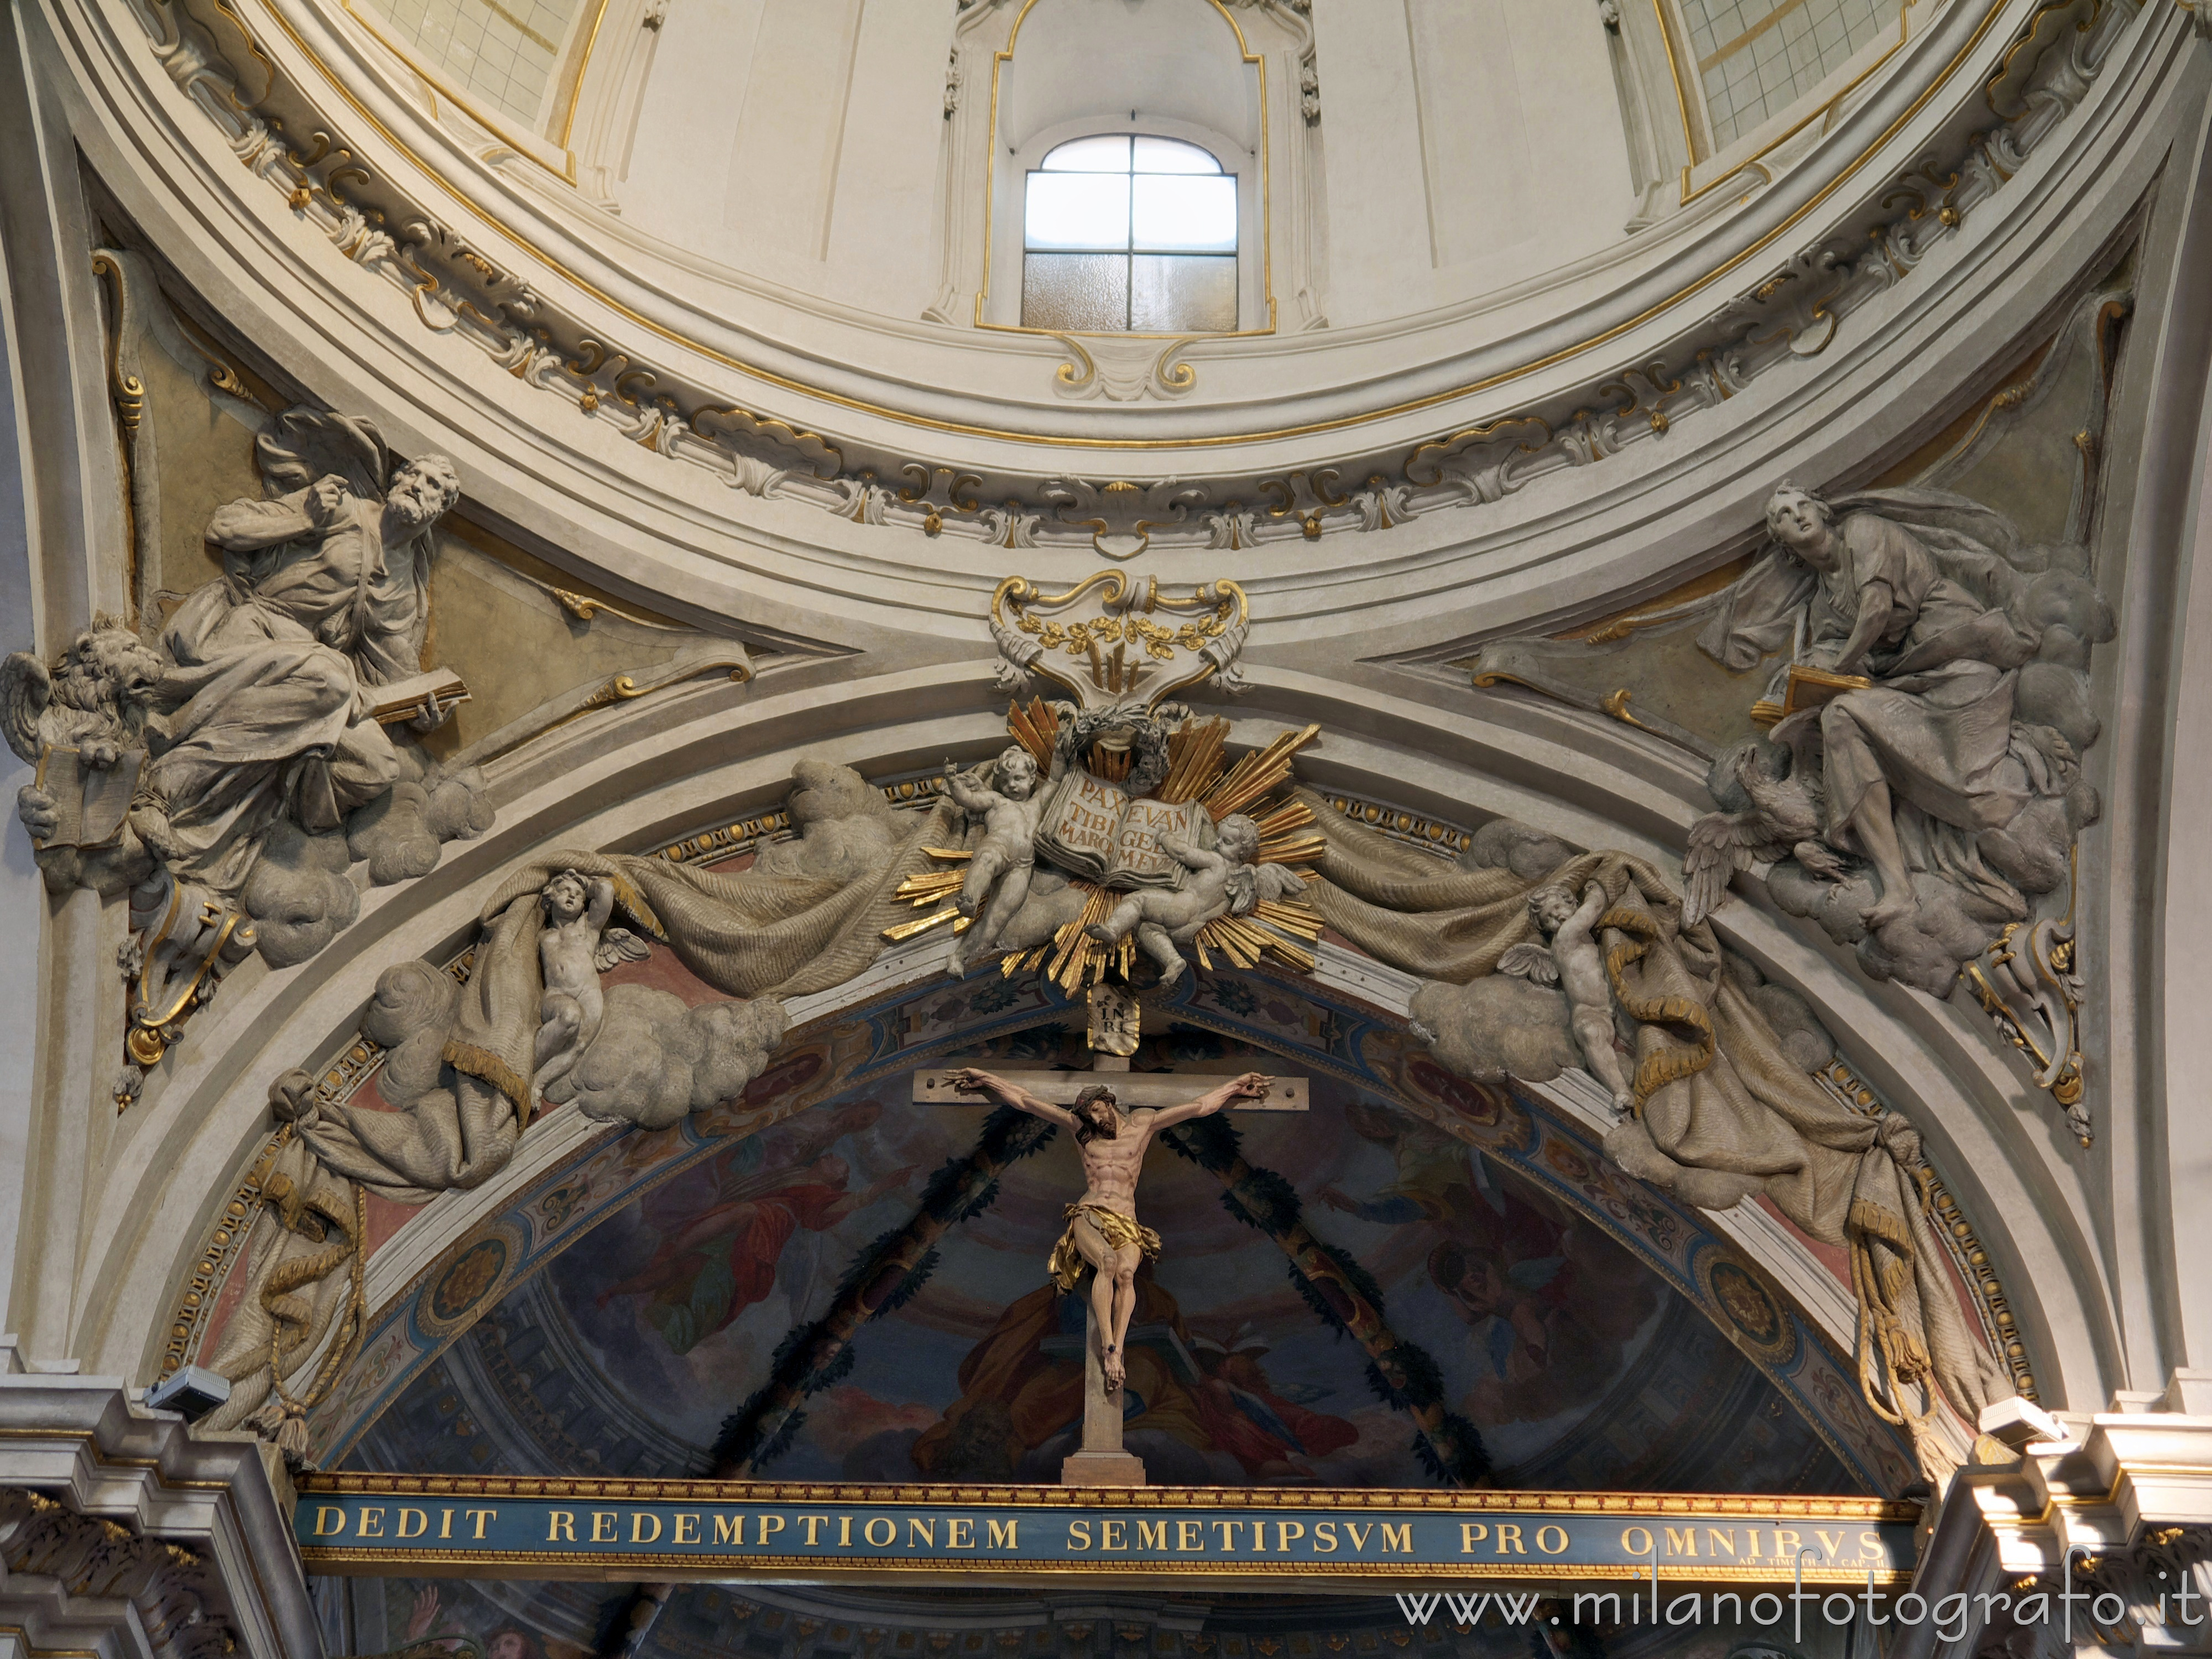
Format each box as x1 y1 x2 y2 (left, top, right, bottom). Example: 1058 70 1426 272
1084 813 1303 987
945 746 1044 975
1497 881 1636 1118
531 870 650 1102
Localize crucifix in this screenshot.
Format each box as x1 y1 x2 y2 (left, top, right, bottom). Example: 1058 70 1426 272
911 984 1307 1486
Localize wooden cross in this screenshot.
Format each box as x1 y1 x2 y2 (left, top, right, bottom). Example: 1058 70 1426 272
911 989 1307 1487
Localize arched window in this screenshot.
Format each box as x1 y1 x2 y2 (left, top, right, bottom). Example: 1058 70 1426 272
1021 135 1238 334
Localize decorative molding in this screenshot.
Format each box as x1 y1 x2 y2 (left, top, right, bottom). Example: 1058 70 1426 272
113 0 2150 551
0 1365 321 1659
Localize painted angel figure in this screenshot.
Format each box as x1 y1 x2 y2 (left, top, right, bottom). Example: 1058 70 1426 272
1497 881 1636 1117
945 745 1046 975
1085 813 1303 986
532 870 650 1101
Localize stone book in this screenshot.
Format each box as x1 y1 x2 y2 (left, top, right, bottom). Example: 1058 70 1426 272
31 744 144 850
365 668 469 726
1032 769 1213 891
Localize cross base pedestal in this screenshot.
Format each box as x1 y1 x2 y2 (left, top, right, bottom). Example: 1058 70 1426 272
1061 1449 1147 1486
1061 1285 1147 1487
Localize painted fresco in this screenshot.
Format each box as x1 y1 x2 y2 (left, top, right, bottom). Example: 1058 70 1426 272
351 1013 1854 1494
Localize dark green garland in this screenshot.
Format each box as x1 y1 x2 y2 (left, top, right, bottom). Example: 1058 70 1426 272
1161 1113 1491 1486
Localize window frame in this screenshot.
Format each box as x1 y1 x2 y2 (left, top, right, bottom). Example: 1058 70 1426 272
1020 134 1240 335
986 116 1263 337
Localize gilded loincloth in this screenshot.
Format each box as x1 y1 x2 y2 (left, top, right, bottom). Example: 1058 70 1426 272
1047 1203 1162 1293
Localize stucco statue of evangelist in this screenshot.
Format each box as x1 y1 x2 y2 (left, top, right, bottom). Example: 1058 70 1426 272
1687 484 2109 995
146 410 463 889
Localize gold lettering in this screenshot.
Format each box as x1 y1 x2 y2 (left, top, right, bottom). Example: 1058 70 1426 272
1460 1524 1488 1553
467 1509 496 1541
841 1517 854 1547
1067 1520 1092 1551
547 1513 574 1543
439 1509 454 1541
1708 1530 1738 1557
1860 1530 1884 1559
1179 1521 1205 1552
1773 1529 1802 1558
1536 1526 1569 1556
1313 1522 1338 1554
1345 1522 1373 1552
1100 1520 1126 1552
714 1516 744 1545
1381 1524 1412 1554
1665 1528 1697 1557
313 1507 347 1537
1747 1529 1762 1558
1136 1521 1167 1550
987 1520 1018 1548
675 1515 700 1545
800 1516 827 1546
357 1509 385 1539
631 1514 661 1545
1815 1530 1843 1558
1622 1527 1653 1556
1495 1524 1525 1556
1213 1521 1239 1549
909 1519 935 1548
1276 1523 1305 1552
759 1516 786 1545
863 1518 894 1546
947 1519 973 1549
398 1509 429 1539
592 1512 618 1544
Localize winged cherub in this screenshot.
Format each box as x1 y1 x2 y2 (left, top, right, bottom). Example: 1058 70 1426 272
1497 881 1637 1118
531 870 651 1103
945 745 1045 975
1085 813 1305 986
1680 741 1845 928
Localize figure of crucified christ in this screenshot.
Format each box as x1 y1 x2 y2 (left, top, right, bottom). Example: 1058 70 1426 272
947 1067 1272 1392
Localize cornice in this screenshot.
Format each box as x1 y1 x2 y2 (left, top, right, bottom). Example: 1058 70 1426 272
37 0 2186 579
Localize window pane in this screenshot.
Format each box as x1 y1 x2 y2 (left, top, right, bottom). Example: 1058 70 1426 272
1131 174 1236 252
1025 172 1131 251
1041 134 1131 172
1132 135 1220 173
1024 253 1129 331
1131 254 1235 332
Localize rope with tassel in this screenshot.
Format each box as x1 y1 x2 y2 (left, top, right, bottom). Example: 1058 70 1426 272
248 1173 368 1462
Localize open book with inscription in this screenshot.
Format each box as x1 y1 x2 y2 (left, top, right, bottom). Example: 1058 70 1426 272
1032 770 1213 891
